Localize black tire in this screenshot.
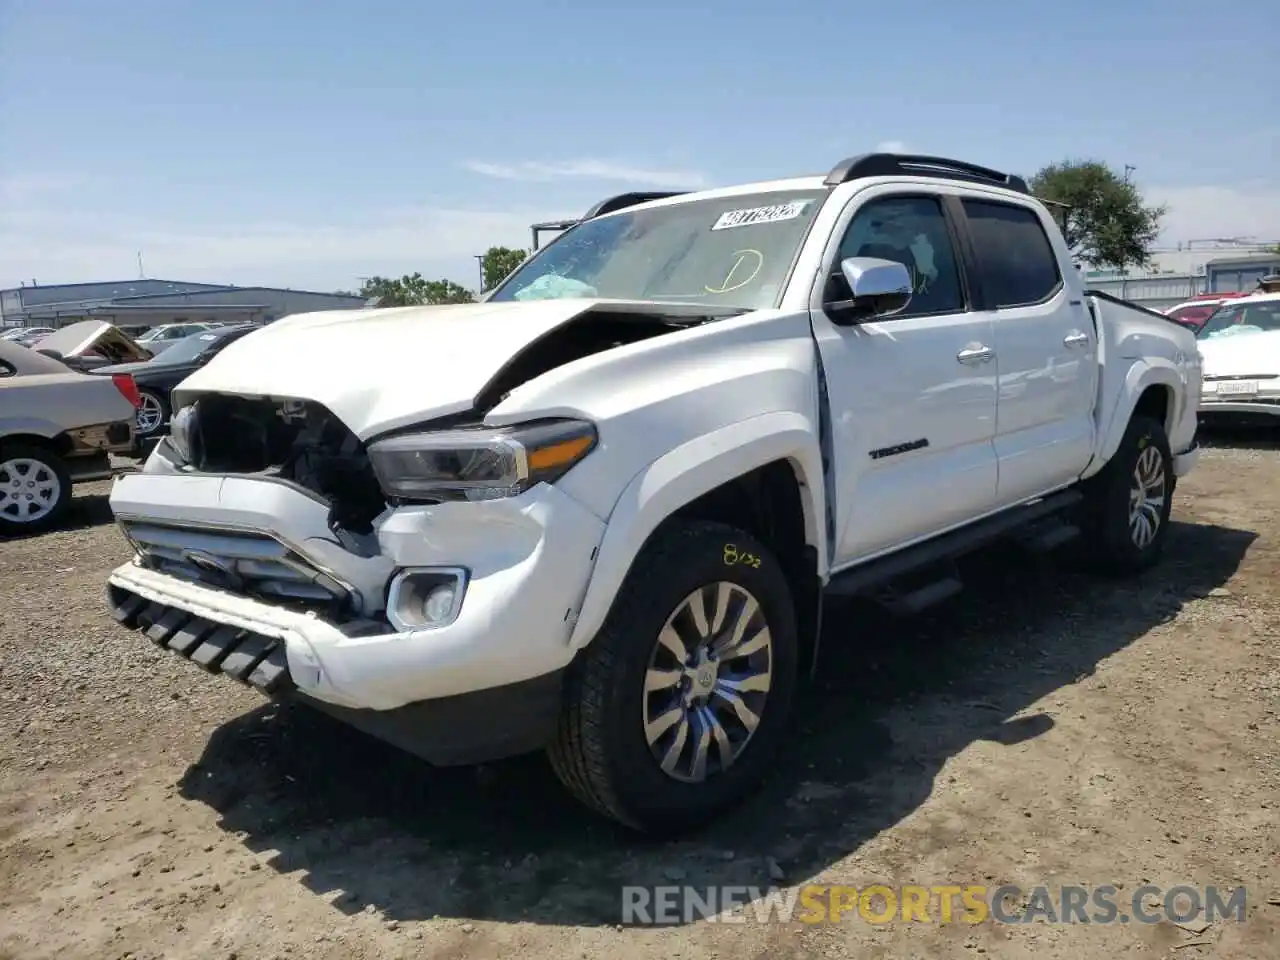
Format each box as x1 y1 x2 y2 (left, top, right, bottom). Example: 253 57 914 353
0 442 74 536
548 520 800 835
135 388 169 439
1076 415 1174 576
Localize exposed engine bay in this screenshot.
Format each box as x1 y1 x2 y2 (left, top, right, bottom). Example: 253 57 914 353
182 394 388 535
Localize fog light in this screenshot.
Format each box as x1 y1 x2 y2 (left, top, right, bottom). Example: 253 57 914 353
387 567 468 631
421 584 456 624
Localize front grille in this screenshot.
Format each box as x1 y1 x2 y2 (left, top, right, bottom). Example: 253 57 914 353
1202 397 1280 407
119 520 350 616
107 585 294 695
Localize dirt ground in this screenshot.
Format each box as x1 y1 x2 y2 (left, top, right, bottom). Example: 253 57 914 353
1 434 1278 960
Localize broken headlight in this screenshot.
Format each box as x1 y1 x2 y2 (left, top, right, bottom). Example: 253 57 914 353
165 403 199 464
367 419 597 502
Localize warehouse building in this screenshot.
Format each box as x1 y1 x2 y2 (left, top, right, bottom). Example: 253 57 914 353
1083 244 1280 310
0 279 368 330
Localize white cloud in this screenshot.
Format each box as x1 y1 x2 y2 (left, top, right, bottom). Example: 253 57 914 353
874 140 908 154
462 158 706 190
1147 182 1280 245
0 194 564 291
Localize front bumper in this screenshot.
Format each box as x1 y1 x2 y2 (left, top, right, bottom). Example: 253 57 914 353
105 585 565 764
106 471 607 716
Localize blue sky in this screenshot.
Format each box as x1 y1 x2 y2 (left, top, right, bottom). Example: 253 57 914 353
1 0 1277 292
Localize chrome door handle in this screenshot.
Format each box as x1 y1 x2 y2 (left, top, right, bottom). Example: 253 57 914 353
1063 331 1090 347
957 344 994 365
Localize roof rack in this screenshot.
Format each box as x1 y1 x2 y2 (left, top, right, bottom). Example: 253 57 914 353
583 191 689 218
823 153 1029 194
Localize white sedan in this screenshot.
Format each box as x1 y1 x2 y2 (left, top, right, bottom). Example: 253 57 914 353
1196 292 1280 419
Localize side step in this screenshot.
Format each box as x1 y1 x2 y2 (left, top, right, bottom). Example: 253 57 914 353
876 574 964 615
825 489 1082 600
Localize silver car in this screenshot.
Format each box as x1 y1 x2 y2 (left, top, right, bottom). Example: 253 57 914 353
0 340 139 534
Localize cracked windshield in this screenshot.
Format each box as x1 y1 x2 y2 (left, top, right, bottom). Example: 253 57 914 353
489 191 824 310
3 1 1279 960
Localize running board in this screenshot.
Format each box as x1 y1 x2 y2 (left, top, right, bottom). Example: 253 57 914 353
878 574 964 615
825 490 1082 599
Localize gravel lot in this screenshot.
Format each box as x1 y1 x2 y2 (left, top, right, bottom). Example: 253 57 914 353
1 435 1278 960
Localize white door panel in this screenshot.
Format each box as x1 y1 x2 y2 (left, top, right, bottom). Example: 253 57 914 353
807 189 999 568
989 293 1097 504
956 199 1098 504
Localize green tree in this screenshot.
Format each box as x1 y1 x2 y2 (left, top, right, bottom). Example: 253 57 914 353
359 273 475 306
1030 160 1166 270
481 246 528 292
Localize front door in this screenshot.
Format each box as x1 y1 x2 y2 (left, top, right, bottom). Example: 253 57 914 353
809 190 999 567
956 197 1099 505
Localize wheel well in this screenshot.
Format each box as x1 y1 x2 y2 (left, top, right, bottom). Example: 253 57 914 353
0 432 70 456
1133 384 1171 432
669 459 821 676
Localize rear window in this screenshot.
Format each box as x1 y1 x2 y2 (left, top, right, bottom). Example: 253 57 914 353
961 200 1063 308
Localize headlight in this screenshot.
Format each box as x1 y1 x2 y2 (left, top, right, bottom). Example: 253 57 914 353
367 418 597 502
167 404 197 462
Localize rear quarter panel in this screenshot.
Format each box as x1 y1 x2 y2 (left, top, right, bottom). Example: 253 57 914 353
0 373 136 440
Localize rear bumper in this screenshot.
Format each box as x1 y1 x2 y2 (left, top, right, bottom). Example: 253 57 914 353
105 584 562 764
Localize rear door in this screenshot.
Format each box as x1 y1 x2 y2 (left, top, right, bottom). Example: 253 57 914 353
956 196 1099 506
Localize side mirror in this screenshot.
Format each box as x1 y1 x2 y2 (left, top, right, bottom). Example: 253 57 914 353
824 257 913 325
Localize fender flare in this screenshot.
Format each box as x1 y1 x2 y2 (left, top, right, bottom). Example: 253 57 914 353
1093 360 1182 469
566 411 826 650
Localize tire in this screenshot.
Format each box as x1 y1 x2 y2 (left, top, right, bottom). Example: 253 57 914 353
1076 415 1174 576
134 388 169 439
548 520 800 835
0 442 73 536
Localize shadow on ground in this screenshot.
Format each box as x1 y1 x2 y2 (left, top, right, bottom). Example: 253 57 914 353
179 518 1255 927
1198 421 1280 450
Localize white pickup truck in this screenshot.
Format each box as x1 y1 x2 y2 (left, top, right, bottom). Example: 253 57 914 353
104 153 1202 834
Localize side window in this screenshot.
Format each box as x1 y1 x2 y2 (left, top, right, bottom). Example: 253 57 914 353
961 199 1062 308
833 196 965 317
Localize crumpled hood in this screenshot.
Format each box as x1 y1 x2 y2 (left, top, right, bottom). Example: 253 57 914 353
173 298 648 438
1196 328 1280 377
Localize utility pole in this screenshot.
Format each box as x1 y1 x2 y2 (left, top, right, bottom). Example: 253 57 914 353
474 255 485 294
137 251 146 279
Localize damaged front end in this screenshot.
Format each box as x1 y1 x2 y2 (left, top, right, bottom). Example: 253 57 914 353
165 393 390 538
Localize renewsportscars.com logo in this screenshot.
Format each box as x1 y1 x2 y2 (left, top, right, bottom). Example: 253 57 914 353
621 883 1248 926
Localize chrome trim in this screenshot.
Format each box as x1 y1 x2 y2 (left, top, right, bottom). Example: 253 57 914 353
386 566 470 632
116 517 358 610
111 512 357 596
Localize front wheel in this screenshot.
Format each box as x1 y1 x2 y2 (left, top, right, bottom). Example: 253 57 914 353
0 443 73 536
1076 415 1174 576
548 520 800 834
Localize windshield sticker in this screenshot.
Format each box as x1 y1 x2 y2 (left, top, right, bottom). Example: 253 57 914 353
711 201 810 231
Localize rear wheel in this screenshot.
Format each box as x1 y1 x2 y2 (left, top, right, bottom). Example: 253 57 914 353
1077 415 1174 576
134 389 168 438
548 520 799 834
0 443 73 536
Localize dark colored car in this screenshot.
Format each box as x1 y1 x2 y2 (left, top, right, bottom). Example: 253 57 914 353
91 324 261 446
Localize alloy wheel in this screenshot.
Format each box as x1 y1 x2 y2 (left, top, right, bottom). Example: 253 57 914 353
642 581 773 783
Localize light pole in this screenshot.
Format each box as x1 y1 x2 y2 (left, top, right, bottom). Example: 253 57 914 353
474 255 485 294
1123 164 1136 183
